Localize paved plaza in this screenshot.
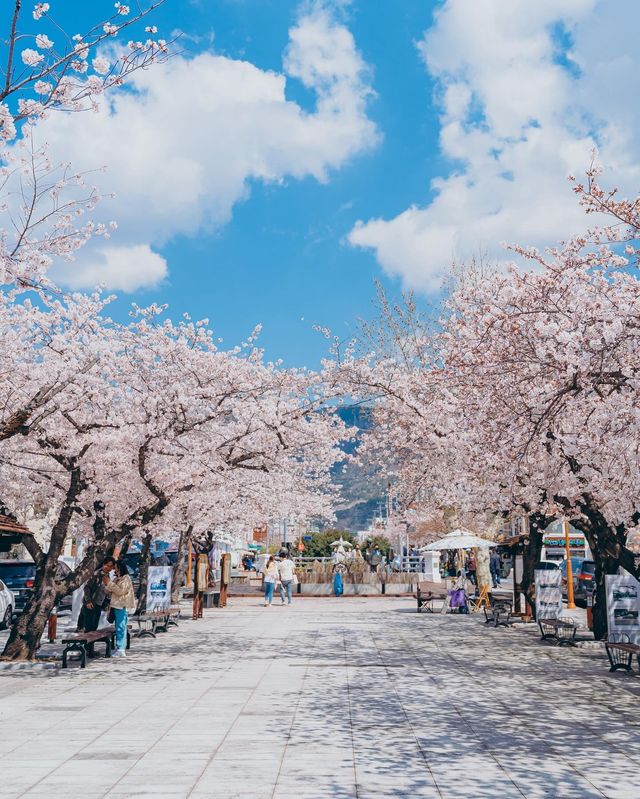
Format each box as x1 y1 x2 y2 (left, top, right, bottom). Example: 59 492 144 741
0 597 639 799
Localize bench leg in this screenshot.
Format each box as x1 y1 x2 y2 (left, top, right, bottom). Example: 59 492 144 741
62 642 86 669
136 619 157 639
155 616 169 633
126 630 131 650
606 646 633 672
166 618 179 629
538 623 557 642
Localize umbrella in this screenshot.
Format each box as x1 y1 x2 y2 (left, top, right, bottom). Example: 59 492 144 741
330 537 353 548
421 528 496 551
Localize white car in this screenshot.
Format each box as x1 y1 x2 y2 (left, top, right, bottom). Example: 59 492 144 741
0 578 15 629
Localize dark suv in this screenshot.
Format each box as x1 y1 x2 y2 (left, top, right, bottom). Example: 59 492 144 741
0 561 35 611
573 560 596 605
0 560 73 612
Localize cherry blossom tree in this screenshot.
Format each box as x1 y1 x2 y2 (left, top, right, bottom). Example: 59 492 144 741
336 171 640 634
0 299 349 659
0 2 170 288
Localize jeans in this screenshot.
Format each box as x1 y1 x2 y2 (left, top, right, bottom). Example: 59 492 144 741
491 571 501 587
279 580 293 604
113 607 128 651
264 581 275 604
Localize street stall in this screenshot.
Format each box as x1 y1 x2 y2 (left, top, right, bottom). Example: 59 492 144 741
422 529 496 612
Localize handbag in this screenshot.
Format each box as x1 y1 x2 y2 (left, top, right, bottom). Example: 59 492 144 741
107 607 115 624
449 588 466 608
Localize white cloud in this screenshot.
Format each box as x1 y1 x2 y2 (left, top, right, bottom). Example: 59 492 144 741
41 2 378 292
349 0 640 292
56 244 168 292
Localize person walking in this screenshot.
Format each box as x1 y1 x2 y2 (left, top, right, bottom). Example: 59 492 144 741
278 552 296 605
103 559 136 657
466 552 477 587
262 555 278 607
490 549 502 588
80 556 115 657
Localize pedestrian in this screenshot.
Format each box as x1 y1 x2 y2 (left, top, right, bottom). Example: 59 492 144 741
80 556 115 657
103 558 136 657
466 552 477 586
278 551 296 605
490 549 501 588
262 555 278 607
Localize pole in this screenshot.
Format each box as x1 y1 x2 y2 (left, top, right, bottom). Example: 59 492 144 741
564 518 576 609
186 540 193 589
47 606 57 642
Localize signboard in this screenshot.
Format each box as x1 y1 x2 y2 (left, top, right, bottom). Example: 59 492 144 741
543 534 587 558
252 525 267 543
147 565 172 612
535 568 562 619
606 574 640 645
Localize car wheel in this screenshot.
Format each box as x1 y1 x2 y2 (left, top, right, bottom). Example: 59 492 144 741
1 605 11 630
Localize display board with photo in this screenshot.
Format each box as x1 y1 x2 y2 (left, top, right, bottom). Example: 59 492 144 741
535 568 563 620
606 574 640 644
147 565 173 612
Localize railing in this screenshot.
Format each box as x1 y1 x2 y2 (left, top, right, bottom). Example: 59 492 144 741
292 555 428 574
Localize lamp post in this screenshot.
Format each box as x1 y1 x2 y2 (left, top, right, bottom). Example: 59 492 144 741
564 519 576 610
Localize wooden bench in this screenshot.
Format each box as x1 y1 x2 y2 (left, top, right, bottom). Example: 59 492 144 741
131 606 180 638
483 599 514 628
61 626 131 669
538 617 578 646
416 581 448 613
605 639 640 672
166 604 181 627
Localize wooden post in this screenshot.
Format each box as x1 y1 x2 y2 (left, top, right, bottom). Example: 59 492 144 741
564 519 576 609
47 606 58 642
186 540 193 589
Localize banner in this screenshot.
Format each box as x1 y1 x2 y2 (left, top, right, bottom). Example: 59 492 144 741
147 565 172 611
535 568 562 619
606 574 640 645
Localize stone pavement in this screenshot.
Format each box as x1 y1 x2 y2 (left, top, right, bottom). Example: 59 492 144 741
0 596 639 799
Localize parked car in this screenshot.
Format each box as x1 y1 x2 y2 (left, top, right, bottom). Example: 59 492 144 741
0 560 73 613
0 561 35 612
558 557 584 596
573 560 596 605
0 578 15 628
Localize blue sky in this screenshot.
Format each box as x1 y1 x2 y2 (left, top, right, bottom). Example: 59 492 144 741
123 0 443 365
33 0 640 366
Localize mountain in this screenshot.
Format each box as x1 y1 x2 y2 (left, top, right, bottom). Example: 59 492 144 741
332 406 386 532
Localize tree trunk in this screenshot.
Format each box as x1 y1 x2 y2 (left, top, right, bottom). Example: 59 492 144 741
171 526 191 605
136 532 153 613
2 466 83 660
1 572 57 660
521 514 549 619
592 553 619 640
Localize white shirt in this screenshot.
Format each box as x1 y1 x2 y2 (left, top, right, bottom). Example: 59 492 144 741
278 559 296 581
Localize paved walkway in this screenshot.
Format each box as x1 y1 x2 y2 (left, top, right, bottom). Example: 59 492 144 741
0 597 639 799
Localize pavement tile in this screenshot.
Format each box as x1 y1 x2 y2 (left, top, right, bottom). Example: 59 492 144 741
0 597 632 799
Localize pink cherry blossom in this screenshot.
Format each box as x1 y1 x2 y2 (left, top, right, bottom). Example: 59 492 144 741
21 49 45 67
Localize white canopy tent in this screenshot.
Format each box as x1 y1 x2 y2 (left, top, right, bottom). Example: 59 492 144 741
421 528 496 552
330 537 353 549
